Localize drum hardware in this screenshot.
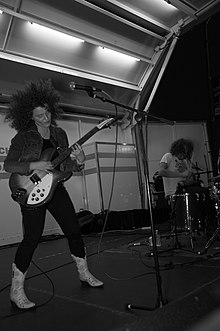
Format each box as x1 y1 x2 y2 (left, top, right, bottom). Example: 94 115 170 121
192 165 203 172
199 181 220 254
195 170 213 175
201 225 220 254
168 191 209 250
209 181 220 201
208 174 220 182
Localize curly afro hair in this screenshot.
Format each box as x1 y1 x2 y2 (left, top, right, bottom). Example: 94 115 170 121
5 79 63 131
170 138 194 160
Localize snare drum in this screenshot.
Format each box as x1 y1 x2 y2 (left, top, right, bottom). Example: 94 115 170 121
171 192 207 231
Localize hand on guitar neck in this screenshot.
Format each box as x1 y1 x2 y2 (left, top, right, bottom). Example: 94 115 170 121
70 143 85 164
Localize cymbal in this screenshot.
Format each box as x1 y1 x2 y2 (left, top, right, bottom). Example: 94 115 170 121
208 175 220 182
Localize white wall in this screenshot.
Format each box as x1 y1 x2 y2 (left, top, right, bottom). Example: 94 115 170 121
83 142 142 213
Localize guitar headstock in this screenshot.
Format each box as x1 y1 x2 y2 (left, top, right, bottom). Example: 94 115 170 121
97 116 118 130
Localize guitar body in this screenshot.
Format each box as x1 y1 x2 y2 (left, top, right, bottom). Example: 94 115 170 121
8 116 118 208
9 147 72 207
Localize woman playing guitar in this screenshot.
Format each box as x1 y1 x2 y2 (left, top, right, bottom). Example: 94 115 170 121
4 79 103 310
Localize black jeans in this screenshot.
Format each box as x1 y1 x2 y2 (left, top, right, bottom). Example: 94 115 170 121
15 184 85 273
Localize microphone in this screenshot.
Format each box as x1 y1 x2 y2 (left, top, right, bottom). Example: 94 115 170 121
69 81 102 92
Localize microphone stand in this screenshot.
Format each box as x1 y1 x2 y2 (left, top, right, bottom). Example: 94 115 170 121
86 90 172 310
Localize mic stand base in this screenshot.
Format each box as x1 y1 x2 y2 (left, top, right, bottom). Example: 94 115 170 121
124 118 168 313
125 295 168 312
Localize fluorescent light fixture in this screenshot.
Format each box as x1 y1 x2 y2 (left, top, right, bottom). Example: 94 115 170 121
160 0 177 10
28 22 84 43
99 46 140 62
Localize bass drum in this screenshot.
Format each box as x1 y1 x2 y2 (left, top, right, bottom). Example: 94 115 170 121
171 189 210 231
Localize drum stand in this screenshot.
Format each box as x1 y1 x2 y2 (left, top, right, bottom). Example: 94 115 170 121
169 221 199 252
167 201 182 249
203 225 220 252
166 195 199 252
202 200 220 253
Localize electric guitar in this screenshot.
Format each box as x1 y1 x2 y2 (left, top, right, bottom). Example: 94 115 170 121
9 117 117 207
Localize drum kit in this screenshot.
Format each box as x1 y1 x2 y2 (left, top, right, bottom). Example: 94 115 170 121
170 171 220 252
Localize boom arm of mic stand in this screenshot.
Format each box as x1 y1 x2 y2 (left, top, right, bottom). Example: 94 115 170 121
89 93 175 126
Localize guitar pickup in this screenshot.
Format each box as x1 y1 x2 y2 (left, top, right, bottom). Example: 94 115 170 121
30 173 41 184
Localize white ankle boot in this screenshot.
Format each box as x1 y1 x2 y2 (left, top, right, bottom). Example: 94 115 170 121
71 255 104 288
10 263 36 310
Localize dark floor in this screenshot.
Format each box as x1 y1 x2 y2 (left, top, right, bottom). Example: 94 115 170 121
1 215 220 331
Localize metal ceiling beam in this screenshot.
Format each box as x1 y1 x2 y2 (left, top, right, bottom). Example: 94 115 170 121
164 0 197 18
177 0 220 33
73 0 167 39
195 0 220 16
143 34 180 113
137 17 183 90
0 51 141 90
166 0 220 29
105 0 171 32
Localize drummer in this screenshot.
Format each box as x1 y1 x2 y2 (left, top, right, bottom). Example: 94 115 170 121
158 139 215 235
158 138 194 199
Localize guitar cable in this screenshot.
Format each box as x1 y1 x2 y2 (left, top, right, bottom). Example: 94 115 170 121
96 98 119 256
94 98 143 282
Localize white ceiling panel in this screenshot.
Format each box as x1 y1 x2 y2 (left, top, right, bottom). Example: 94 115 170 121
0 0 219 116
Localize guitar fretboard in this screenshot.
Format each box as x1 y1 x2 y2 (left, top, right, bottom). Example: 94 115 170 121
51 126 100 168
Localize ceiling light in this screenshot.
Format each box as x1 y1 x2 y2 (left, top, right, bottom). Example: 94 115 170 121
163 0 178 10
28 22 84 43
98 46 140 62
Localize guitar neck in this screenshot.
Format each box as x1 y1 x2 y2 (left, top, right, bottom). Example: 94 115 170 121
51 126 100 168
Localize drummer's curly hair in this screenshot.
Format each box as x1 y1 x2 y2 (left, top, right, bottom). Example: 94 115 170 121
170 138 194 160
5 79 63 131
